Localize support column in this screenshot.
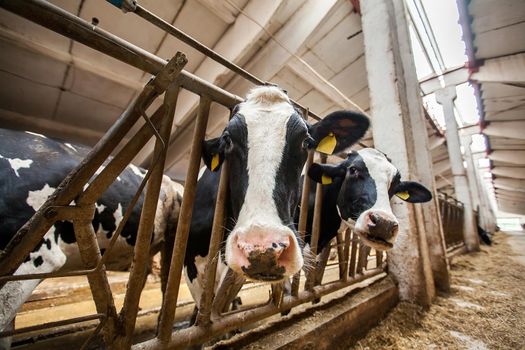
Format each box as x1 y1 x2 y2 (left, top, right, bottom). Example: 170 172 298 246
436 87 480 251
362 0 443 305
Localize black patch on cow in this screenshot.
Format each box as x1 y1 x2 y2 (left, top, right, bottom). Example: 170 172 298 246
273 113 309 227
45 239 52 250
33 256 43 267
336 153 377 221
54 221 76 244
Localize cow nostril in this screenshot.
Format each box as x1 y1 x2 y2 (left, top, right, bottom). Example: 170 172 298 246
272 242 278 248
369 213 379 225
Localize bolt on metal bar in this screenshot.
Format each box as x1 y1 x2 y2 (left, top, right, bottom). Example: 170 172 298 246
0 313 105 338
157 96 212 342
115 83 182 349
134 269 386 350
291 150 314 296
196 160 230 326
72 212 119 347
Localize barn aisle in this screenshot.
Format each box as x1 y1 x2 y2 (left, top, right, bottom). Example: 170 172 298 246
350 231 525 350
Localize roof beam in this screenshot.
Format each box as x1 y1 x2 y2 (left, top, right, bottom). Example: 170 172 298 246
484 120 525 140
489 150 525 165
472 53 525 83
493 177 525 192
419 66 469 95
492 166 525 179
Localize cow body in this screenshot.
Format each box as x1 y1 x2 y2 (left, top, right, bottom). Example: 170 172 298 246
183 85 370 309
0 129 183 335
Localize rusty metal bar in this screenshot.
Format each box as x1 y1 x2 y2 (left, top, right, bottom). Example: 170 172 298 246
291 150 314 296
348 231 359 278
271 283 284 308
336 230 345 279
0 313 104 338
305 155 326 291
72 210 119 347
341 228 352 282
115 84 181 349
196 161 230 326
376 250 383 268
211 268 245 316
157 96 211 342
134 269 386 350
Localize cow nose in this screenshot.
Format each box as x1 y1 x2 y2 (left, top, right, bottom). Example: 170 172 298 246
367 212 399 241
228 227 302 281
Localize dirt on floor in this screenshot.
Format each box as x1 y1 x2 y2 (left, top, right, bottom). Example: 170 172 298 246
351 231 525 350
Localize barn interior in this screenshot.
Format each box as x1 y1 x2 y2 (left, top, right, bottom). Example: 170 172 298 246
0 0 524 349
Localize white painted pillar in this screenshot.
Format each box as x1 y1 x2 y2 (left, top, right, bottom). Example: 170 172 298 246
362 0 447 305
461 135 482 223
436 87 480 251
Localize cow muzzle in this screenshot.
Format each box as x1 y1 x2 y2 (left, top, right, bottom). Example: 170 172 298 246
226 225 302 282
354 210 399 250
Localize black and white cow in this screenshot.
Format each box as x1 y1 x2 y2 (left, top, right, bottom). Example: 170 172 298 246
305 148 433 254
0 129 183 338
183 85 370 308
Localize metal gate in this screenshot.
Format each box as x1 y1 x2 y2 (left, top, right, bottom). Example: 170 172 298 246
0 1 387 349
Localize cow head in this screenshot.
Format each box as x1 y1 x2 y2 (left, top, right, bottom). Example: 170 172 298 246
308 148 432 251
202 86 369 281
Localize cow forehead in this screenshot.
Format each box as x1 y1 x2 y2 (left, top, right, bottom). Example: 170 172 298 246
356 148 398 184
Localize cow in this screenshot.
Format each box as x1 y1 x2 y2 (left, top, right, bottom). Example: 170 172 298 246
182 85 370 313
0 129 183 344
304 148 433 283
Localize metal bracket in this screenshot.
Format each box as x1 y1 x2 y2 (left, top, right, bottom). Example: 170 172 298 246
44 204 96 223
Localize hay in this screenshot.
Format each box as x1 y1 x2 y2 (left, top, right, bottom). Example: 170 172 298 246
350 232 525 350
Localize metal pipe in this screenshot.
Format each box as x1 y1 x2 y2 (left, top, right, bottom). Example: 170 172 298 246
0 313 104 338
196 161 230 326
157 96 212 342
336 230 345 279
115 84 181 349
305 155 326 290
72 211 119 348
291 150 314 296
134 269 386 350
349 232 358 278
341 228 352 281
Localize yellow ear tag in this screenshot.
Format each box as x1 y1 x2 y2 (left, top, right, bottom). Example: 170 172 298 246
321 174 332 185
211 154 220 171
396 191 410 200
316 132 337 155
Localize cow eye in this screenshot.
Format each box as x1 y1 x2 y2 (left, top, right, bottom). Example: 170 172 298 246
349 166 359 178
302 135 315 149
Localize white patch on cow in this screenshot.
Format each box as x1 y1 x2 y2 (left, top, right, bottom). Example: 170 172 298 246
24 131 46 138
450 331 488 350
129 164 146 178
0 227 65 332
26 184 55 211
114 203 124 227
96 203 106 213
0 154 33 177
225 86 303 277
64 143 77 152
233 87 292 229
198 166 207 180
184 254 228 309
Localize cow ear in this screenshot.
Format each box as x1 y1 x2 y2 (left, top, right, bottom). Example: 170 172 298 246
202 132 231 172
308 163 346 185
394 181 433 203
308 111 369 155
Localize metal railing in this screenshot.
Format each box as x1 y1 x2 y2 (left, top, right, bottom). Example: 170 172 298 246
438 192 465 251
0 1 387 349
